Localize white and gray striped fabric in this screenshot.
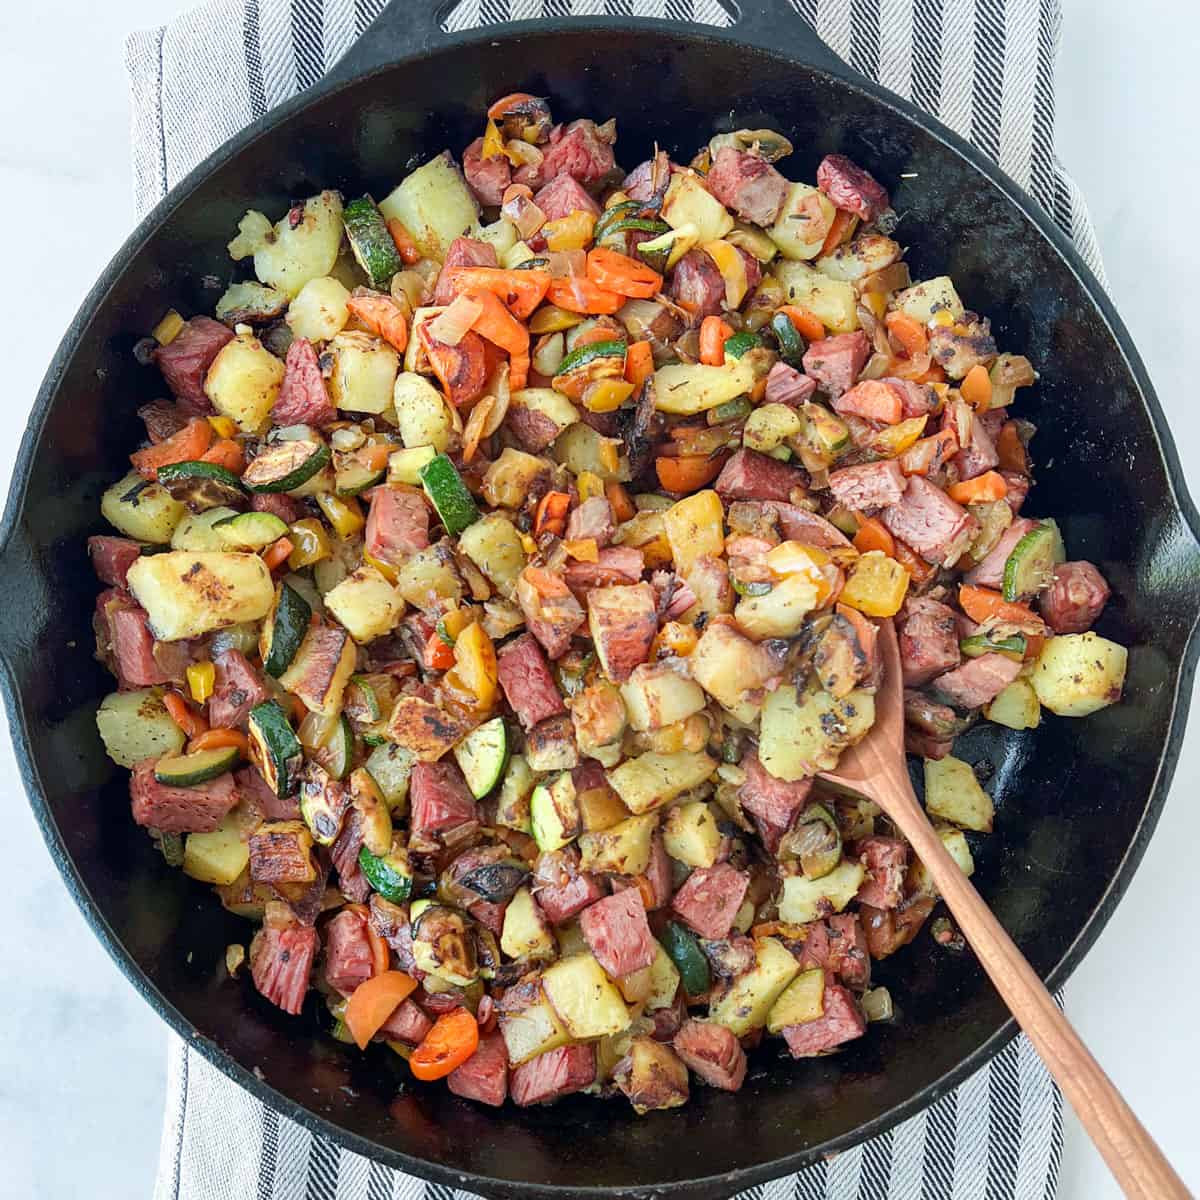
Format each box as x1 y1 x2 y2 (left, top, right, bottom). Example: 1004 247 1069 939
126 1 1096 1196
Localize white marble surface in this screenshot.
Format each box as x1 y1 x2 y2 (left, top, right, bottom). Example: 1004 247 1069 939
0 1 1196 1197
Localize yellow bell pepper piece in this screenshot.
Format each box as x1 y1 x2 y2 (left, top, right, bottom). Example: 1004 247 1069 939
701 240 749 309
187 660 215 705
288 518 332 569
152 309 185 345
839 550 910 617
529 305 585 335
362 550 398 584
316 493 365 539
543 210 597 252
480 118 507 161
576 471 606 502
450 621 498 710
872 415 928 458
439 607 475 642
662 489 725 574
519 532 539 556
206 414 238 439
765 541 831 576
582 378 635 414
930 310 955 327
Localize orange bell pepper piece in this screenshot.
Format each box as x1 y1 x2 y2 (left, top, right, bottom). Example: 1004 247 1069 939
586 247 664 299
853 516 896 557
463 288 529 356
884 311 929 358
698 316 734 366
899 429 959 476
818 209 858 258
545 275 625 315
778 305 825 342
837 379 902 425
262 537 295 572
655 454 726 493
163 691 208 739
624 340 654 388
893 538 936 583
410 1008 480 1081
188 728 249 756
130 417 213 480
959 584 1043 630
534 490 571 537
605 481 636 522
947 470 1008 505
960 363 993 409
200 438 245 475
344 971 419 1050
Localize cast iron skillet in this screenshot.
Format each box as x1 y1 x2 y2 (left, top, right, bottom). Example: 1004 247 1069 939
7 1 1200 1195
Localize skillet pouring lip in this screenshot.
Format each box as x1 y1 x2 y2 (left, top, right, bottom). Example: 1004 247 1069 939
6 14 1200 1197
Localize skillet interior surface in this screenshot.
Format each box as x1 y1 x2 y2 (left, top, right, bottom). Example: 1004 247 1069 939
6 14 1200 1198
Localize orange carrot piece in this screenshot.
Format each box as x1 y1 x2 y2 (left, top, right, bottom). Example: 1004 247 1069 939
778 305 825 342
818 208 858 258
571 325 622 351
188 728 249 756
130 417 213 480
345 971 418 1050
200 438 245 474
463 288 529 356
508 348 530 392
624 340 654 388
545 275 625 315
960 363 993 409
605 481 636 522
959 584 1042 629
884 310 929 358
699 316 734 366
853 516 896 557
346 293 409 353
385 218 422 265
410 1008 479 1081
586 246 664 299
357 442 393 472
995 421 1028 474
534 490 571 537
947 470 1008 504
163 691 208 739
446 267 551 320
1022 633 1046 661
263 537 295 571
837 378 903 424
655 454 726 493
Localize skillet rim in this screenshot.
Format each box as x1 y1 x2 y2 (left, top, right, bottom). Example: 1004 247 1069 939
5 14 1200 1197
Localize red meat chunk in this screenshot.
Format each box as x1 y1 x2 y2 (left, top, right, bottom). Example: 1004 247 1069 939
738 752 813 854
563 546 644 594
107 600 170 687
564 496 615 546
251 493 303 524
533 173 601 221
462 137 511 207
897 597 961 687
154 316 233 414
236 764 299 822
497 633 564 731
129 760 238 833
532 846 605 925
409 760 478 838
537 119 615 188
673 1019 747 1091
322 907 375 998
586 582 658 683
272 337 336 428
448 1030 509 1107
671 863 749 941
714 449 806 503
765 361 816 407
250 915 318 1015
669 249 726 322
379 998 433 1046
954 415 1000 481
882 476 979 567
580 888 656 979
364 486 430 565
799 914 871 989
932 652 1021 709
510 1043 596 1106
1040 561 1110 634
433 236 499 304
816 154 890 223
828 460 906 511
1001 471 1031 513
88 537 141 589
801 332 870 397
209 648 269 729
621 151 673 202
330 807 371 904
782 979 867 1056
854 836 909 909
704 147 790 226
138 399 189 444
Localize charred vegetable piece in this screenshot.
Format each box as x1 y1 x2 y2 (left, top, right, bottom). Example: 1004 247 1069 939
335 459 388 496
770 311 806 365
412 904 478 986
260 581 312 678
419 453 481 536
154 745 241 787
452 717 510 799
248 700 303 797
156 461 246 511
1002 520 1064 602
722 331 762 360
660 921 711 998
242 439 331 493
214 510 289 550
342 195 405 288
777 803 842 879
359 837 413 903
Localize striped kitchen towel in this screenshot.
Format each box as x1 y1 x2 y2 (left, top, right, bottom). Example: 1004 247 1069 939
126 1 1093 1197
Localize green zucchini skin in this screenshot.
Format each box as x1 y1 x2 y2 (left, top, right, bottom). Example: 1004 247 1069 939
343 196 405 289
154 745 241 786
248 700 303 797
358 844 414 902
659 921 711 997
554 339 627 379
214 510 289 549
418 453 480 536
723 331 763 360
242 440 331 493
1002 520 1064 601
156 461 246 511
262 582 312 678
454 716 510 799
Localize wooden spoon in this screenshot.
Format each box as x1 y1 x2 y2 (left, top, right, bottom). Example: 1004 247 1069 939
818 617 1190 1200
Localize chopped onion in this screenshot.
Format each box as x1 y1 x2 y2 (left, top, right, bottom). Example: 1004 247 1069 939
617 298 667 340
330 426 366 451
862 986 894 1023
462 396 495 464
546 249 586 278
532 331 565 376
481 362 511 437
505 139 544 168
298 709 339 751
427 294 483 346
506 196 546 241
859 351 891 381
952 396 973 447
391 269 429 310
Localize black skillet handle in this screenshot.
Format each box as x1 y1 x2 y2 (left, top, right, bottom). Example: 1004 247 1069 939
325 0 848 88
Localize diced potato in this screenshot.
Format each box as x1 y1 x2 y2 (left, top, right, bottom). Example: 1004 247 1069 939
662 172 734 244
620 664 706 732
708 937 799 1037
816 234 902 282
894 275 965 324
126 551 274 641
254 191 344 298
662 800 721 868
773 261 859 334
923 754 994 832
495 754 537 833
681 556 734 625
778 859 866 923
578 813 657 875
482 448 550 509
759 685 875 781
101 471 186 544
184 813 251 886
327 331 399 415
652 359 757 416
501 886 557 962
501 240 537 269
96 688 186 767
379 153 481 260
767 968 825 1033
498 980 572 1066
768 182 836 261
511 387 580 440
387 446 437 485
286 275 350 342
735 573 821 639
395 543 463 607
214 281 288 325
907 825 975 898
171 506 239 552
985 678 1041 730
227 209 273 261
617 963 654 1004
577 782 630 833
530 771 580 852
458 514 527 599
542 953 631 1039
645 942 682 1009
839 550 910 618
392 371 454 452
553 422 628 482
662 489 725 573
743 403 803 453
618 1037 690 1114
689 621 763 714
280 624 357 716
323 564 403 643
607 750 716 815
1030 633 1128 718
204 331 285 434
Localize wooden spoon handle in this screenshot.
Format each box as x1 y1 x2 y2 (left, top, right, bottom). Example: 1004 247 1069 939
896 805 1191 1199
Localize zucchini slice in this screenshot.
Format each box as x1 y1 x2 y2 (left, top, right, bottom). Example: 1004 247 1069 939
770 310 805 365
334 459 387 496
343 195 405 289
156 461 246 511
248 700 304 797
215 510 289 549
243 439 331 493
359 839 414 903
418 453 480 536
261 582 312 677
723 331 763 360
555 339 627 380
154 745 241 786
659 921 710 997
592 200 644 243
960 633 1026 662
350 767 393 855
453 717 510 799
313 713 354 780
1002 520 1065 602
635 224 697 273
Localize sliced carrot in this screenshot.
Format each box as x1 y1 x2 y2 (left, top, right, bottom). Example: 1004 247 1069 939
262 537 295 571
586 247 664 299
163 691 208 739
959 584 1042 629
188 728 249 756
624 340 654 388
385 218 422 266
605 481 636 522
699 316 734 366
893 539 936 583
884 311 929 358
960 363 993 409
853 516 896 557
344 971 418 1050
656 454 726 493
534 490 571 537
409 1008 479 1081
995 421 1028 474
837 379 902 424
778 305 825 342
818 208 858 258
200 438 245 474
545 275 625 315
421 326 488 407
346 292 409 353
463 288 529 356
446 267 551 320
947 470 1008 504
130 417 213 480
509 348 530 393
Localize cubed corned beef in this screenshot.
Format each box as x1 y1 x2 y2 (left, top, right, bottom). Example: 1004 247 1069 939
579 888 656 979
130 759 238 833
378 998 433 1046
714 449 807 503
816 154 890 223
828 460 906 512
1040 561 1110 634
854 837 909 909
536 119 615 188
209 648 269 729
510 1043 596 1106
532 846 605 924
669 248 726 322
964 518 1035 590
882 476 979 567
673 1019 747 1091
897 596 961 687
621 150 672 202
563 546 645 594
533 173 601 222
954 415 1000 481
643 831 672 909
497 633 565 731
764 361 816 407
1001 471 1031 513
704 147 790 226
763 502 853 550
88 536 141 589
138 399 189 444
322 907 376 997
272 337 336 428
671 863 749 941
801 332 870 397
932 652 1021 709
782 979 867 1056
861 896 936 959
409 760 478 838
108 601 171 687
154 316 233 414
330 808 371 904
448 1030 509 1107
462 137 511 206
364 486 430 565
250 917 318 1015
799 915 871 990
433 237 499 304
587 582 657 683
236 765 300 822
889 378 936 419
738 752 813 854
251 492 304 524
564 496 615 546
